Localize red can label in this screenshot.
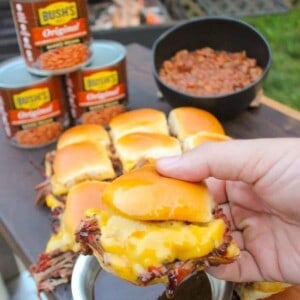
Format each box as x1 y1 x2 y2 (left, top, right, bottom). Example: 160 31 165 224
66 58 127 125
11 0 91 74
0 77 69 148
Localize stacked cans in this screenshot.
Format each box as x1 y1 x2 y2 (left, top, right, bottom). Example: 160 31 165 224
0 0 128 148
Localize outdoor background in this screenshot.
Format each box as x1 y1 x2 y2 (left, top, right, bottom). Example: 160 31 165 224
243 2 299 110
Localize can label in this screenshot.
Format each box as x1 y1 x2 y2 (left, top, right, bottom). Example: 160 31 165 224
66 59 127 125
11 0 91 73
0 77 69 148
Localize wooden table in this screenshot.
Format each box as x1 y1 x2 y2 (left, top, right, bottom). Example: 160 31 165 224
0 44 300 300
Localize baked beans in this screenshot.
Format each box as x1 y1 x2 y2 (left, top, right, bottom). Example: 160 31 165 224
16 122 62 147
40 44 90 71
159 47 263 96
82 105 126 125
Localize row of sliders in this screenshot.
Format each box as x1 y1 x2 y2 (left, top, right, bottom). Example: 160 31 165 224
30 107 231 294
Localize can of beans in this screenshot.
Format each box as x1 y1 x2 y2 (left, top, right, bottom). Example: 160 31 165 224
0 57 70 148
10 0 92 76
65 41 128 126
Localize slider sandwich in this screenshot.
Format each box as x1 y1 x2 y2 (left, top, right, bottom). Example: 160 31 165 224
39 141 115 209
183 131 231 152
76 163 240 298
31 180 109 293
35 124 113 208
56 124 111 150
114 132 182 172
168 107 225 142
50 141 115 196
109 108 169 142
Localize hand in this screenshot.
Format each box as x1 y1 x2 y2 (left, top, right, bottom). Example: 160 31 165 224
156 138 300 284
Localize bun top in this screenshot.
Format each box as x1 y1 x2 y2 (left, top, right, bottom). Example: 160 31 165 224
109 108 169 141
114 132 182 172
102 163 214 223
57 124 110 150
183 131 231 152
168 107 225 141
53 141 116 189
64 180 109 233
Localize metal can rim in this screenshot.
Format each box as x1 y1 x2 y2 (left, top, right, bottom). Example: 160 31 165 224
82 40 127 71
0 56 51 89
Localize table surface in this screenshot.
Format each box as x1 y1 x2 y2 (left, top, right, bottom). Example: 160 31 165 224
0 43 300 300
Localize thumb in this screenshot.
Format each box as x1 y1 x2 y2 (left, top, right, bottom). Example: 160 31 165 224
156 138 294 184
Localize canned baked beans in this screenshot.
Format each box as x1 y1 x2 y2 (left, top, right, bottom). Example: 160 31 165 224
66 41 128 126
10 0 91 76
0 57 70 148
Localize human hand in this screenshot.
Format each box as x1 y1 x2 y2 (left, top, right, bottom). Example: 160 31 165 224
156 138 300 284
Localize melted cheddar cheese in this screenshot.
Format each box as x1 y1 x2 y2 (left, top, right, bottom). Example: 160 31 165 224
45 219 80 253
94 211 228 283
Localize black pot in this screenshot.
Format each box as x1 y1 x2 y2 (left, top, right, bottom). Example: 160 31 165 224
152 17 272 120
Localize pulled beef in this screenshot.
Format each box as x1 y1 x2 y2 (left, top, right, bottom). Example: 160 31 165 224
34 151 56 206
76 211 236 299
30 250 78 293
51 206 64 234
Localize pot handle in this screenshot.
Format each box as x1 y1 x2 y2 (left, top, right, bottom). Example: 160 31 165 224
71 254 101 300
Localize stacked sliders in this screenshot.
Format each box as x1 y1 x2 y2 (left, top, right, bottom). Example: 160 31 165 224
32 107 234 294
76 162 240 298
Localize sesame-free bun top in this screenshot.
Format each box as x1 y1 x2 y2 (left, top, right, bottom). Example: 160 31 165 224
183 131 231 152
114 132 182 172
64 180 109 234
52 141 116 194
109 108 169 141
57 124 110 150
168 107 225 141
102 163 214 223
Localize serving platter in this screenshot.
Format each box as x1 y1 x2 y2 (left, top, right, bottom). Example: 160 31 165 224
0 43 300 300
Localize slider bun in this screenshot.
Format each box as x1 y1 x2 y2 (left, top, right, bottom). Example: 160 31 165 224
64 180 109 234
168 107 225 141
183 131 231 151
57 124 110 150
52 141 116 195
102 163 214 223
109 108 169 141
114 132 182 172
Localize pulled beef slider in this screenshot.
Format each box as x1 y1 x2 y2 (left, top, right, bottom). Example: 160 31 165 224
114 132 182 172
168 107 225 142
109 108 169 142
57 124 111 150
76 163 240 298
31 180 109 293
35 124 113 208
51 141 116 196
183 131 231 152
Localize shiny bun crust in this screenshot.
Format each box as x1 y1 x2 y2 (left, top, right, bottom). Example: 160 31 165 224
53 141 116 189
183 131 231 152
109 108 169 141
114 132 182 172
168 107 225 141
102 163 214 223
57 124 110 150
64 180 109 233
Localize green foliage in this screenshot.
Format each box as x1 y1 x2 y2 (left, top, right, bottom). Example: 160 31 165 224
243 8 300 110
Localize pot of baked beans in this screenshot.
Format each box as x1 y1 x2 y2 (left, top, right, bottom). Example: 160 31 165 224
65 40 128 126
0 57 70 148
10 0 92 76
152 17 272 119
